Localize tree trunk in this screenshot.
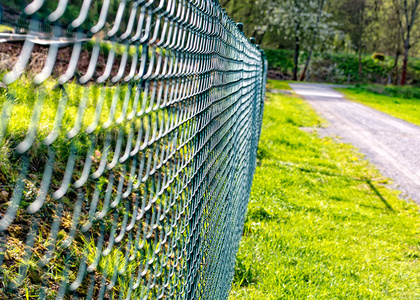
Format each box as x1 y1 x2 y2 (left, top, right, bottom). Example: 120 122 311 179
299 0 325 82
358 47 363 80
393 48 400 85
401 43 409 85
292 35 300 81
394 0 420 85
299 51 312 81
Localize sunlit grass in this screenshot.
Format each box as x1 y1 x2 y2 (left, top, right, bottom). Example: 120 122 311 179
267 79 292 91
230 91 420 299
0 78 160 298
337 86 420 126
0 78 129 140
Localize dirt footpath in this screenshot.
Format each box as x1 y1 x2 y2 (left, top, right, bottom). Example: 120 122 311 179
290 83 420 204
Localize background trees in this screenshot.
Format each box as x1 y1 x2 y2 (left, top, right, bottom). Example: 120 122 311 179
392 0 420 85
222 0 420 85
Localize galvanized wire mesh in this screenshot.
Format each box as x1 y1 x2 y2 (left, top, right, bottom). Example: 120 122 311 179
0 0 266 299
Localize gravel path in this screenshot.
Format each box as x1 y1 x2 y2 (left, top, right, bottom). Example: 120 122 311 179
289 83 420 203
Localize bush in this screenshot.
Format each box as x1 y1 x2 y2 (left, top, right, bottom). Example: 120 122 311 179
264 49 295 74
315 52 392 83
310 55 347 83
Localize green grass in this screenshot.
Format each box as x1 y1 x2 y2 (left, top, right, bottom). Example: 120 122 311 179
337 86 420 126
353 85 420 99
0 78 155 298
229 92 420 299
267 79 292 90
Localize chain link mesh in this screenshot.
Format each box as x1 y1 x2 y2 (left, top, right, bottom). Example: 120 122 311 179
0 0 267 298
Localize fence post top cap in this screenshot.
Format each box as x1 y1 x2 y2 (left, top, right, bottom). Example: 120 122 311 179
237 23 244 32
250 37 256 44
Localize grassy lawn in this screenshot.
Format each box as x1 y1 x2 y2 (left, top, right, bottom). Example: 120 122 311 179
229 92 420 299
337 85 420 126
267 79 292 90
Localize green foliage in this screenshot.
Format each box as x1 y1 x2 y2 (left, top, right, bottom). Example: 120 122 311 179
407 58 420 85
264 49 295 74
84 40 140 60
338 86 420 126
263 49 420 84
221 0 420 80
0 76 136 197
309 54 347 83
220 0 271 44
233 251 259 287
312 52 392 83
230 89 420 299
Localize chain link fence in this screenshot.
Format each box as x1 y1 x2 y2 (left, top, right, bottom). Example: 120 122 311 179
0 0 267 299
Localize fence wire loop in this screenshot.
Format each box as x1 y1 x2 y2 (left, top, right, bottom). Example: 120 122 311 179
0 0 267 299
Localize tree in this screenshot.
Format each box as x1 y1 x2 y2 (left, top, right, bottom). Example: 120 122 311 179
299 0 326 81
269 0 331 81
375 1 404 84
221 0 420 85
292 0 302 81
220 0 273 44
392 0 420 85
344 0 368 79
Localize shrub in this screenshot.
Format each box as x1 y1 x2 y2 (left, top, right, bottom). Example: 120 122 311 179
310 55 347 83
264 49 295 74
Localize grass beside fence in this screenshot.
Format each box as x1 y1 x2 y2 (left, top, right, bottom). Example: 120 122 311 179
229 92 420 299
337 86 420 126
267 79 292 91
